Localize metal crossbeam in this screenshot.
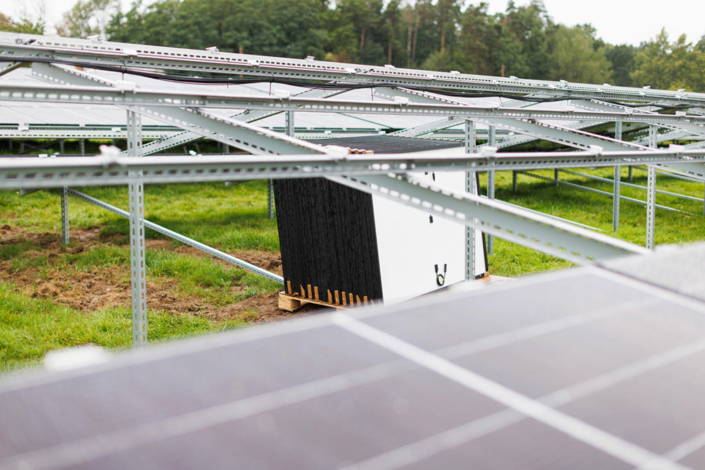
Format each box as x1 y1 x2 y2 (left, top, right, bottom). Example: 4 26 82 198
327 174 648 264
67 189 284 284
577 99 705 139
561 169 704 203
4 150 705 190
0 128 178 140
0 152 657 264
519 171 680 213
0 61 23 77
2 32 702 107
3 83 705 125
125 105 326 156
474 118 646 152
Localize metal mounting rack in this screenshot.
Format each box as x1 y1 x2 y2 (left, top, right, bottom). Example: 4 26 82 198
3 32 705 347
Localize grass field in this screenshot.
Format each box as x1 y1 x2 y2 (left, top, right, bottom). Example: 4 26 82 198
1 167 704 372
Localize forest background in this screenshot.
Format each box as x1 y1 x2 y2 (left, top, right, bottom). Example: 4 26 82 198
2 0 705 92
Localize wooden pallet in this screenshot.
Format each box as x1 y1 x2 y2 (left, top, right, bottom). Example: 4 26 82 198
278 281 381 312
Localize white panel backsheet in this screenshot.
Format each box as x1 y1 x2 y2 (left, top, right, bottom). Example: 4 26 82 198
373 170 486 304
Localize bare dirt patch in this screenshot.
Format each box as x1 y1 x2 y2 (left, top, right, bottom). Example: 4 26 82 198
0 226 322 323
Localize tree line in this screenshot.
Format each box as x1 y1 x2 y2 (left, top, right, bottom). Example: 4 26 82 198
3 0 705 91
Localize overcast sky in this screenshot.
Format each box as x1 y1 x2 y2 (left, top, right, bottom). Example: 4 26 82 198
32 0 705 46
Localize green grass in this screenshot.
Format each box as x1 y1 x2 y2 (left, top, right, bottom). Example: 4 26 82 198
0 281 250 372
2 170 705 372
0 180 280 372
482 167 705 276
0 181 279 251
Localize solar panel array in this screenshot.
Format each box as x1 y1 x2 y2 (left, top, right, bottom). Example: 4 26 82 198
2 242 705 469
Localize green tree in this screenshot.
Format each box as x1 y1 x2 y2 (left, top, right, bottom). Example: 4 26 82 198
57 0 119 38
108 0 181 46
0 0 46 35
633 30 705 92
455 3 496 75
605 44 637 87
489 0 551 78
547 25 612 84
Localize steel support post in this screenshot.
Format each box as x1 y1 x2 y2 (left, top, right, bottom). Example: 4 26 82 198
554 168 559 186
613 122 623 232
79 139 85 156
465 120 476 280
629 166 633 182
285 111 295 138
59 139 64 155
61 187 69 245
267 180 275 219
487 125 496 255
267 111 295 220
646 125 657 249
127 110 146 348
512 171 517 192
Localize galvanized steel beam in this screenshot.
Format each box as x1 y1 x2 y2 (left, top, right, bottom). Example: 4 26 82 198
4 150 705 190
2 32 701 107
327 174 648 265
67 189 284 284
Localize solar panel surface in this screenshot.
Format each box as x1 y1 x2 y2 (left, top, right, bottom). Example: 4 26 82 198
2 251 705 469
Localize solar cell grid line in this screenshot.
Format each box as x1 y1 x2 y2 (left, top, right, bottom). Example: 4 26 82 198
6 265 705 468
331 314 687 470
0 310 340 396
665 432 705 467
0 362 416 470
350 335 705 470
0 272 664 466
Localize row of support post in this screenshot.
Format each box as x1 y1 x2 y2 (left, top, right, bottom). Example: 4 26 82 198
613 122 656 249
266 111 295 220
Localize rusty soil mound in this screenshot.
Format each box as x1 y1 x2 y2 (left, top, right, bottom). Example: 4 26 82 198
0 225 325 324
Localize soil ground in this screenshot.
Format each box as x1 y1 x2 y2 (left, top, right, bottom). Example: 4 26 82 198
0 224 326 324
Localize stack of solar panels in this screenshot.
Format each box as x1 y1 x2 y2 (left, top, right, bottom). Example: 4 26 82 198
274 135 488 306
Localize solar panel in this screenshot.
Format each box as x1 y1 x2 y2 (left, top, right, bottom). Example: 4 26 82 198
2 250 705 469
